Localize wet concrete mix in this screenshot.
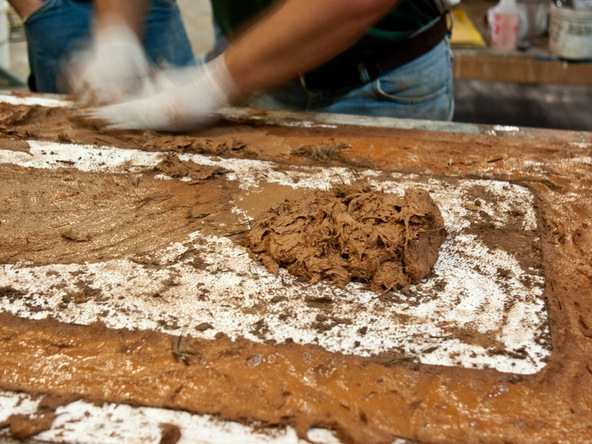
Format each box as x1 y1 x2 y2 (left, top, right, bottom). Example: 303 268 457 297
0 100 591 442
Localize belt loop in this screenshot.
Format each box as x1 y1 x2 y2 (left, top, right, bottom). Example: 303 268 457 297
299 74 308 91
357 63 371 84
445 10 453 36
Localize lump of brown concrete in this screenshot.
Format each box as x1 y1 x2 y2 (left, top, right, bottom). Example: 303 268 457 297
3 413 57 440
245 182 446 292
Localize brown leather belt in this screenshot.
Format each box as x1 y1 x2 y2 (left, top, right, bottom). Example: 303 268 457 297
299 14 449 93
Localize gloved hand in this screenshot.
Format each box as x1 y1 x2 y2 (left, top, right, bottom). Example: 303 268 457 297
67 16 151 105
89 56 239 132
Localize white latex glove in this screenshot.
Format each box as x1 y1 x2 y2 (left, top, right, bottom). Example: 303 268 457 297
90 56 238 132
67 16 150 105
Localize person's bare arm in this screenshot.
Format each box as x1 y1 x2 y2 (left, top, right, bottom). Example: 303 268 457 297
7 0 42 19
225 0 403 94
8 0 150 30
92 0 152 36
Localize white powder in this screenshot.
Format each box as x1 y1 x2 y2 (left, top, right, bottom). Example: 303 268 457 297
0 390 339 444
0 140 550 375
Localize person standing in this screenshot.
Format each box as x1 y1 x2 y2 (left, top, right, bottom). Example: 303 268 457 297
84 0 454 131
8 0 194 95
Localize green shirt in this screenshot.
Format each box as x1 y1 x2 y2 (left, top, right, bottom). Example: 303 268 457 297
211 0 440 62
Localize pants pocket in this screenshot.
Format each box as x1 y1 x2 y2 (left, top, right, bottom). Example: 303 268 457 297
367 40 454 120
375 42 452 105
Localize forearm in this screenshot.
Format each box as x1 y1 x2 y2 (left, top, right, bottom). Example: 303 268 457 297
224 0 402 94
7 0 41 19
92 0 152 35
8 0 150 30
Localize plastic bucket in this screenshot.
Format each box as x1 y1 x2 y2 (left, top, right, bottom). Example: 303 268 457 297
549 5 592 60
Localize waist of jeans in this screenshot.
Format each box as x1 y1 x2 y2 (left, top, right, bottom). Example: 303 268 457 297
298 14 449 93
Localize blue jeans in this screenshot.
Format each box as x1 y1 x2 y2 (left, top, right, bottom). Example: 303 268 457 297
24 0 195 93
249 39 454 121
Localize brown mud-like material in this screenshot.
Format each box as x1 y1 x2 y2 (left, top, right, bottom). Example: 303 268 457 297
0 162 240 265
0 392 76 441
159 423 182 444
1 412 57 440
1 99 592 442
245 182 446 292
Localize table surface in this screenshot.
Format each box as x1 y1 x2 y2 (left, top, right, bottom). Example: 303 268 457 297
0 93 591 444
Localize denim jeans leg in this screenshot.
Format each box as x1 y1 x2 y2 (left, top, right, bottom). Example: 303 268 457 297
323 39 455 121
143 0 195 67
24 0 92 93
24 0 195 94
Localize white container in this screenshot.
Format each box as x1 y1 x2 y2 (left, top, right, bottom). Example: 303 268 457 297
516 0 549 43
549 5 592 60
488 0 521 51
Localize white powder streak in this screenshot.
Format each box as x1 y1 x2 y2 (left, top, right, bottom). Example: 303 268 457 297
0 390 339 444
0 140 550 375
